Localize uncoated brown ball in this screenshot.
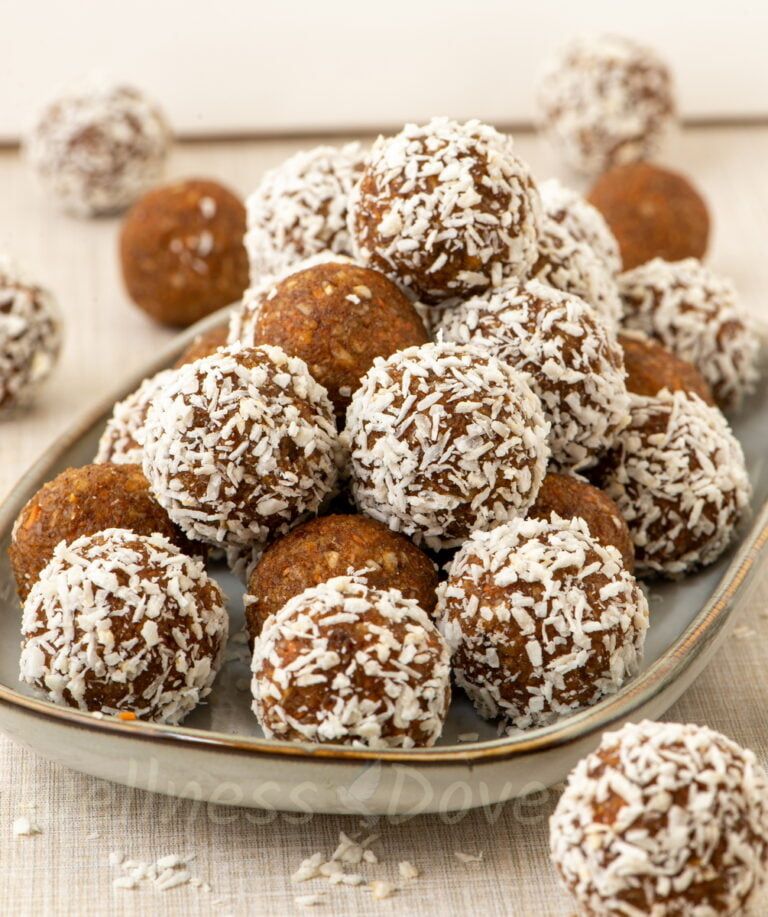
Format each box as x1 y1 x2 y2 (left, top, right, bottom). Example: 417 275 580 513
233 262 429 415
245 513 438 640
619 333 714 405
588 163 710 270
120 178 249 327
174 323 229 368
9 463 195 601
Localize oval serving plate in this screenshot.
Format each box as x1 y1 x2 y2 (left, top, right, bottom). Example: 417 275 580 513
0 309 766 816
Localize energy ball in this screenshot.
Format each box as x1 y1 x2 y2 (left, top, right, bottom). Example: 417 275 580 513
532 215 622 327
9 462 194 601
539 178 621 275
229 260 428 416
173 323 229 368
588 162 710 270
437 515 648 729
436 279 629 471
619 331 715 405
529 472 635 572
349 117 541 303
245 143 365 279
25 83 169 217
551 720 768 916
245 513 438 640
20 529 228 723
536 34 675 176
95 369 174 465
345 341 550 551
596 390 751 577
252 576 450 748
619 258 759 411
0 257 62 412
120 178 249 327
142 344 340 563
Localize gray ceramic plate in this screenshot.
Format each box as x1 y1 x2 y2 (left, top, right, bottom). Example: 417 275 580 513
0 311 766 815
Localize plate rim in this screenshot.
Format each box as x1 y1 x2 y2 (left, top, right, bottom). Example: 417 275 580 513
1 308 765 768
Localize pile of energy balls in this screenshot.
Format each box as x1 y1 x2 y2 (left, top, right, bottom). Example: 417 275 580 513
4 33 768 917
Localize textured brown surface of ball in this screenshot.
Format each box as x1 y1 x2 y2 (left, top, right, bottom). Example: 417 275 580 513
537 34 675 176
245 514 438 640
9 463 195 601
588 162 709 269
550 720 768 916
349 117 541 303
595 390 751 577
619 332 715 405
252 576 451 748
174 323 229 368
20 529 228 723
529 472 635 572
438 516 647 729
25 83 169 216
346 341 550 551
0 257 62 412
232 261 428 415
120 179 248 327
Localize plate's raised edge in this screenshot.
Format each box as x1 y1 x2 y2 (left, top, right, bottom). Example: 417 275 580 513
0 307 766 768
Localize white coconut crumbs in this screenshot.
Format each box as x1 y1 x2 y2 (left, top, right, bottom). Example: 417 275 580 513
436 278 629 471
12 816 41 837
454 851 483 864
539 178 621 275
19 528 229 724
0 255 62 412
25 82 169 217
345 340 550 550
536 34 675 176
600 390 751 577
533 214 622 328
142 343 341 564
437 514 648 729
245 143 365 279
109 850 208 894
619 257 760 410
550 720 768 914
252 576 451 748
348 117 541 301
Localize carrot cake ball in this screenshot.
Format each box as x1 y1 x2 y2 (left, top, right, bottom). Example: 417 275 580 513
532 215 622 327
95 369 174 465
348 117 541 303
9 462 195 601
245 143 365 279
619 258 759 410
345 341 550 551
20 529 228 723
539 179 621 276
588 162 710 270
25 83 169 217
529 472 635 572
437 515 648 730
536 34 675 176
142 344 340 564
551 720 768 916
229 260 428 416
245 514 438 640
0 257 62 413
120 178 249 327
252 576 450 748
619 331 715 405
436 279 628 471
596 390 751 577
173 323 229 368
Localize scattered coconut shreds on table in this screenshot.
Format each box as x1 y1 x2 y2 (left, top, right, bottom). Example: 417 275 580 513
109 851 210 895
455 851 484 864
398 861 420 880
733 625 757 640
12 816 41 837
369 880 397 900
295 893 326 908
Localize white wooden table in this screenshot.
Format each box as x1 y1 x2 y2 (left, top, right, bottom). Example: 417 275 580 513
1 127 767 916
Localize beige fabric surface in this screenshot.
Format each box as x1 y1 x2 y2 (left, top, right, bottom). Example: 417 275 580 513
1 128 767 916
